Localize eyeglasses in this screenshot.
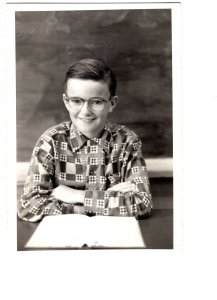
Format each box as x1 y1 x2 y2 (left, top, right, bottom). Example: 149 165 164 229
64 95 110 112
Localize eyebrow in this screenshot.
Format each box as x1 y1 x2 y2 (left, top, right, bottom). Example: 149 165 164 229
67 96 107 100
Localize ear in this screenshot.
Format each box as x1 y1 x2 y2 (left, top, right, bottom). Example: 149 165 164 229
108 96 118 113
62 93 70 112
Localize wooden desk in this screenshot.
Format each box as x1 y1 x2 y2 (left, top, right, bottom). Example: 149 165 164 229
17 209 173 250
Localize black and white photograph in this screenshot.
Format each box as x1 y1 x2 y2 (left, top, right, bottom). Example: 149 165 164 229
15 7 173 250
1 0 217 299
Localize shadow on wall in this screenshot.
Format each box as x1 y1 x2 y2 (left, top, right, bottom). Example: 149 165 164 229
16 9 172 161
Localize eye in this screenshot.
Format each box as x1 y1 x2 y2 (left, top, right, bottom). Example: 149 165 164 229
70 98 83 105
91 99 104 106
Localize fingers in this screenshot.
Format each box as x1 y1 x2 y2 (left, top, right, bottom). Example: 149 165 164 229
51 185 72 202
51 185 85 204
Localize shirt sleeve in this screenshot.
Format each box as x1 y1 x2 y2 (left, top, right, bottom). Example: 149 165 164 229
84 136 153 217
17 136 77 222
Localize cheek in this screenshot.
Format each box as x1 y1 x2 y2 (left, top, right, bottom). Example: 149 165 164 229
97 110 109 121
69 111 77 120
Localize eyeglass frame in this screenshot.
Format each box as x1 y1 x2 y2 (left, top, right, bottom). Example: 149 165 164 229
63 93 112 112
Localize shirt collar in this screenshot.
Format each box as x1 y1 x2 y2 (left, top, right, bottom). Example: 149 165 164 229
69 121 113 153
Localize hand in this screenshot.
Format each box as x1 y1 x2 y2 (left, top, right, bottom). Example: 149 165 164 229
51 185 85 204
107 181 136 193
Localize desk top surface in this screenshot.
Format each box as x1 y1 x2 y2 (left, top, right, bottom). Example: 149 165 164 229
17 209 173 250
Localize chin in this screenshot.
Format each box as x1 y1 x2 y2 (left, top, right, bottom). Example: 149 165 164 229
76 123 95 137
80 124 104 139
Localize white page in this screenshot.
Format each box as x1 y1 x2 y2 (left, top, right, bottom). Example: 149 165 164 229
25 214 146 249
25 214 91 248
90 216 146 248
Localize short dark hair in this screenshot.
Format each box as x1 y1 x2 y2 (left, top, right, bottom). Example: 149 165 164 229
64 58 117 96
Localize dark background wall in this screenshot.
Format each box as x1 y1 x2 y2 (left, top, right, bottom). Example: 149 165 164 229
16 9 172 161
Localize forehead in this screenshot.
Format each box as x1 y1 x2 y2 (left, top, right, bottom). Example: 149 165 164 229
66 78 110 98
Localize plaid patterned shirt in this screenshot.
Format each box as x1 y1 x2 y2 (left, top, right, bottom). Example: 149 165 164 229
18 121 153 222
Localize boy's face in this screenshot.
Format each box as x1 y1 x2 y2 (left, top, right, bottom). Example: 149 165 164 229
63 78 117 139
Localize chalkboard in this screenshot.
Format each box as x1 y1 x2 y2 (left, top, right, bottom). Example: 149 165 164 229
16 9 172 161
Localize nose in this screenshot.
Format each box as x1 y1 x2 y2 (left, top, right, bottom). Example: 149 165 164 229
80 101 92 116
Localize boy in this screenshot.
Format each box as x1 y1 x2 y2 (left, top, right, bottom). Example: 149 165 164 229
18 58 153 222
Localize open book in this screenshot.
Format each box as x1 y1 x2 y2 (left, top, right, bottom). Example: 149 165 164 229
25 214 146 249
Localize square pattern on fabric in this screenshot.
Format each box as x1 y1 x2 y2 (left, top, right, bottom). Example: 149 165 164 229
19 121 152 220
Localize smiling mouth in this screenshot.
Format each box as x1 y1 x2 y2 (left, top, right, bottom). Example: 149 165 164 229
79 117 96 123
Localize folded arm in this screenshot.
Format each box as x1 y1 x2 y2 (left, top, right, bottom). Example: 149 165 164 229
17 137 85 222
83 137 153 217
18 136 152 222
